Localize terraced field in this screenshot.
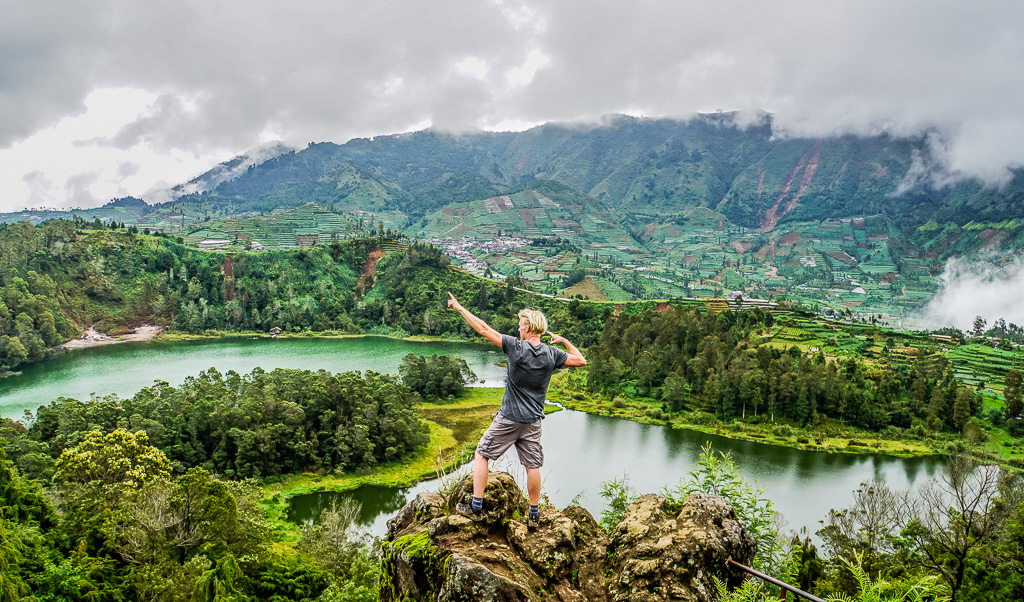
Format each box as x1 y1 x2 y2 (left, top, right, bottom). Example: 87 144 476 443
177 203 383 250
946 344 1024 392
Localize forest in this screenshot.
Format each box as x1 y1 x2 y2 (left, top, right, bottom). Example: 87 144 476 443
0 219 609 375
586 305 1024 442
2 218 1024 600
0 363 449 601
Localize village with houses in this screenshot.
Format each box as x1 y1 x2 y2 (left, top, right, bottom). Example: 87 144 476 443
0 193 963 325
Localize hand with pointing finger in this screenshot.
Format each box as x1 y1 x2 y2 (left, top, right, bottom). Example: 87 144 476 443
447 292 464 311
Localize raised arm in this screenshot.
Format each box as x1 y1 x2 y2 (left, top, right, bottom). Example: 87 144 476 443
547 331 587 367
447 292 503 347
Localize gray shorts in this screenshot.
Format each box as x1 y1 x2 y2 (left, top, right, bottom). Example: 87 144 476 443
476 413 544 468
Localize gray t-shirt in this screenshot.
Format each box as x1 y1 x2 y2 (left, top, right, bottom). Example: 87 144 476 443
499 334 568 423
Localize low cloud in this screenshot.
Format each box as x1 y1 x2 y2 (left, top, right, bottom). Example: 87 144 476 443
116 161 140 179
22 171 55 208
919 256 1024 330
147 141 292 204
64 171 101 206
3 0 1024 209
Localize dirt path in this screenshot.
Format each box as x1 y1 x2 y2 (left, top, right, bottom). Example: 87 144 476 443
62 325 164 349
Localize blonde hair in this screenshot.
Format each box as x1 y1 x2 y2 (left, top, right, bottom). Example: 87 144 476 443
517 309 548 336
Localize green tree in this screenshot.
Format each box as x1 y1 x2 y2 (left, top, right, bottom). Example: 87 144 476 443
0 448 51 602
1004 369 1022 420
903 455 1009 600
952 389 973 434
398 353 476 402
972 316 987 338
297 498 379 598
54 428 171 491
191 554 245 602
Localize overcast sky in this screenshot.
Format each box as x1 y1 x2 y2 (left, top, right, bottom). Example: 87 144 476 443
2 0 1023 212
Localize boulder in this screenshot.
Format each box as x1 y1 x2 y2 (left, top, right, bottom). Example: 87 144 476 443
379 471 757 602
606 493 756 601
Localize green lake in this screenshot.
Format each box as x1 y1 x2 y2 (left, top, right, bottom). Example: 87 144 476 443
0 336 506 420
288 408 944 539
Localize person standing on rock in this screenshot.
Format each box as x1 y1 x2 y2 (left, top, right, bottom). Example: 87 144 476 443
447 292 586 528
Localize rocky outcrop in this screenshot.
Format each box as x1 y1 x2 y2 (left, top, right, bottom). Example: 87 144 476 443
380 472 757 602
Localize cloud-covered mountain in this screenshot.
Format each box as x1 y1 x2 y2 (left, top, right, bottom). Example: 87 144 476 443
178 114 1023 233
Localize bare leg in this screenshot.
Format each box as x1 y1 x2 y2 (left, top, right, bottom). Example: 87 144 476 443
526 467 541 506
473 451 489 498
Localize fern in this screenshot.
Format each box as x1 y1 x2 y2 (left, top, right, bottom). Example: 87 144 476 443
825 554 951 602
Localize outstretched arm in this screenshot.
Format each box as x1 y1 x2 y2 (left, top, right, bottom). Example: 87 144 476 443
547 331 587 367
448 292 503 347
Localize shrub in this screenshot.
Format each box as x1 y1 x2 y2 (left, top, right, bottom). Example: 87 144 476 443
772 425 793 437
597 475 636 531
664 443 782 574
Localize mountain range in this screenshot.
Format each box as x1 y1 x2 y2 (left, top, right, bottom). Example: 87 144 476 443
169 112 1023 234
5 113 1022 240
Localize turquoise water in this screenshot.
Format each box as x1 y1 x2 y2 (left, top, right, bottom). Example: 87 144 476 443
0 336 506 419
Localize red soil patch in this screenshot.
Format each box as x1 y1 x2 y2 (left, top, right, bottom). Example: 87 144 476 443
829 251 858 266
753 243 775 261
779 232 801 245
357 248 384 295
763 139 823 233
518 209 536 228
514 154 529 174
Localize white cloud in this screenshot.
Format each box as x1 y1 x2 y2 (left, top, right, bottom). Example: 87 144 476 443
1 0 1023 210
456 57 490 81
919 256 1024 330
0 87 230 209
506 49 551 88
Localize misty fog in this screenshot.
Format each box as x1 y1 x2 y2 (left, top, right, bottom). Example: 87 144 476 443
919 255 1024 331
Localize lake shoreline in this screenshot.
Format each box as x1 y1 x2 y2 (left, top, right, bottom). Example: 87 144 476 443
155 329 478 345
545 375 947 461
61 325 165 349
